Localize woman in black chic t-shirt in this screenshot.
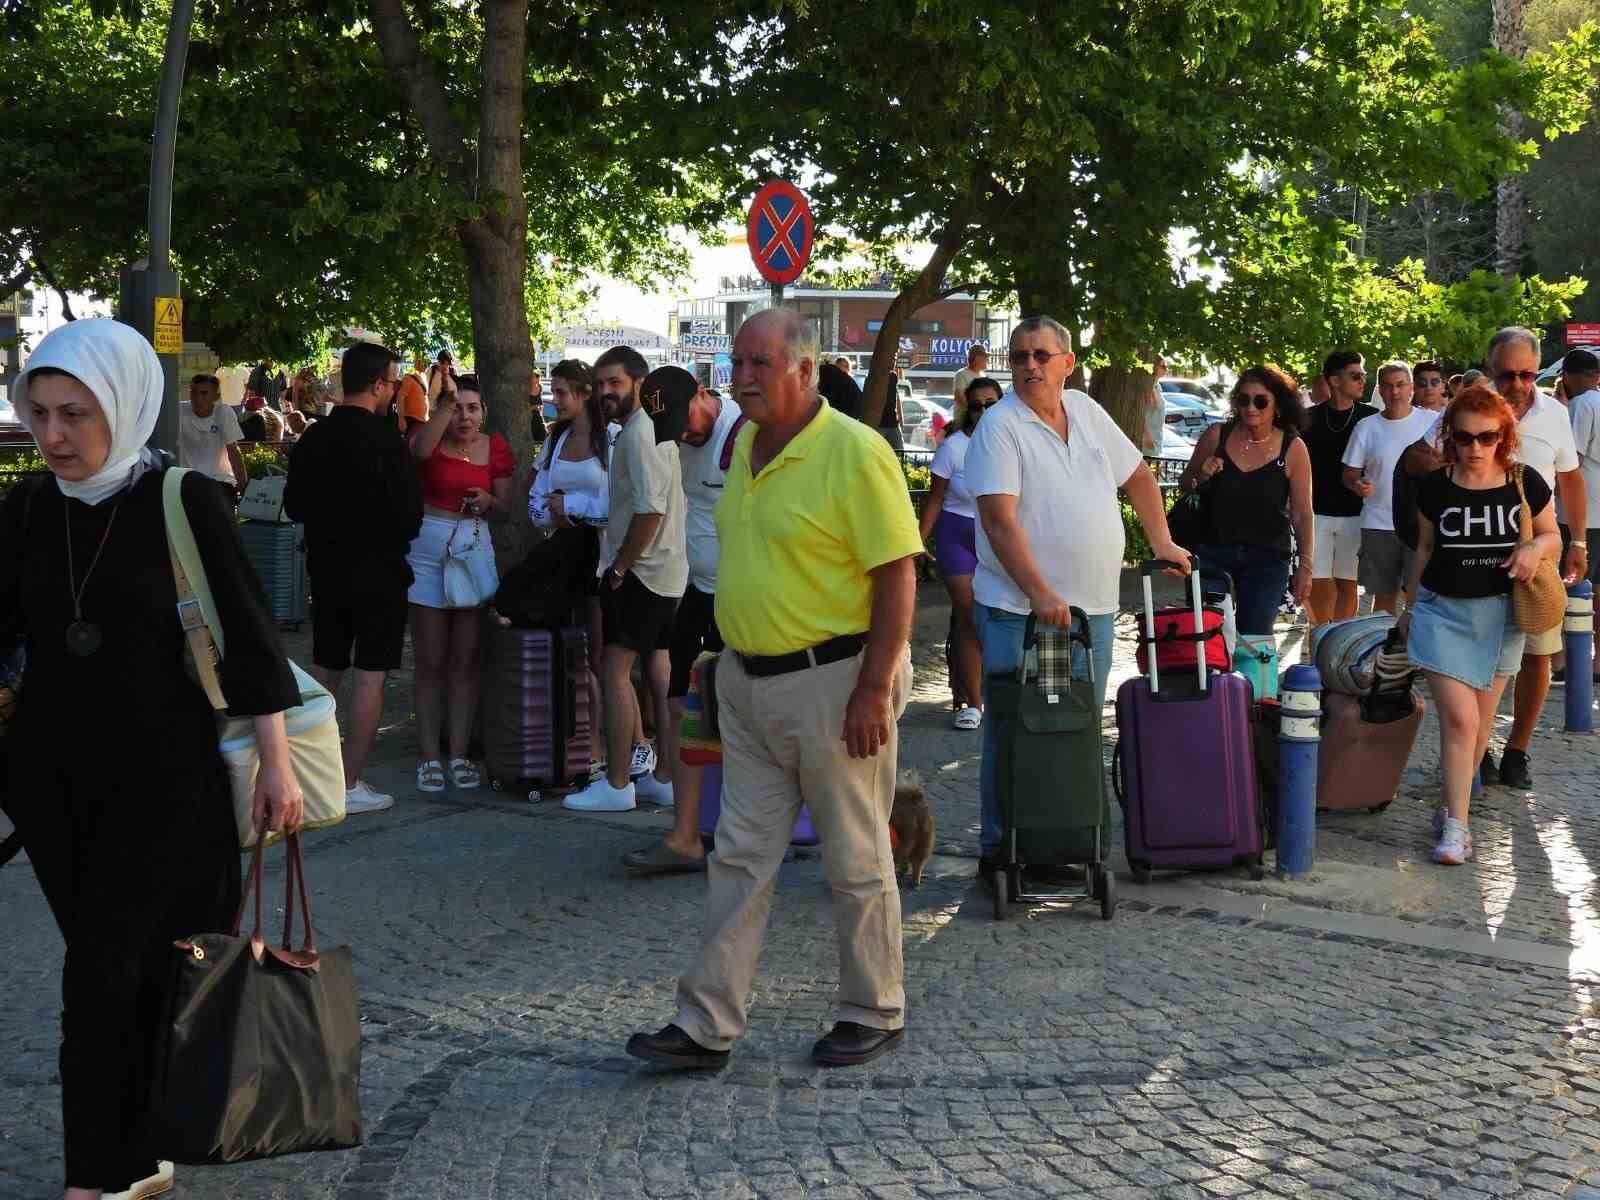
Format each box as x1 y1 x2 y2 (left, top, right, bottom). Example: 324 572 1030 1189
1397 385 1560 867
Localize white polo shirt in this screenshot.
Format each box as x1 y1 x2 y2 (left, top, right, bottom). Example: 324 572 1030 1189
1518 387 1579 489
966 388 1144 616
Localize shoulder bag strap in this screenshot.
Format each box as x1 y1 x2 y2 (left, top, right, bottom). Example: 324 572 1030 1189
161 468 228 712
1513 463 1535 544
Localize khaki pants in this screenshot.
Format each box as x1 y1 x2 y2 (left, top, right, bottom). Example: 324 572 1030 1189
674 646 912 1049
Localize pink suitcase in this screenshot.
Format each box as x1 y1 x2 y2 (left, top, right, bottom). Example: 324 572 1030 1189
1316 689 1425 813
1114 561 1265 883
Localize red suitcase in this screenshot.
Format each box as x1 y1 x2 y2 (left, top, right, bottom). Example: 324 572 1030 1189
1316 689 1425 813
482 624 591 789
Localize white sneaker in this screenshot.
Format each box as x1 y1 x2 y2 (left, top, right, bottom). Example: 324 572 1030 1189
562 776 636 812
345 780 395 814
634 772 675 807
629 741 657 779
105 1161 174 1200
1432 817 1474 866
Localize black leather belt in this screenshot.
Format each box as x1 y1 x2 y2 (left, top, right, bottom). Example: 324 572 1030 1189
738 633 868 678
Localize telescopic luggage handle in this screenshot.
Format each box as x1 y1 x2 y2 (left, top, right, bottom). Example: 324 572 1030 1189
1140 556 1205 695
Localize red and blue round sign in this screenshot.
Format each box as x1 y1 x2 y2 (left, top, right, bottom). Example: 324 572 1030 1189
746 180 814 286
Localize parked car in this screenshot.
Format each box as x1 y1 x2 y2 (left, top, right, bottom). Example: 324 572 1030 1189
902 395 954 448
1161 377 1224 406
1163 396 1215 440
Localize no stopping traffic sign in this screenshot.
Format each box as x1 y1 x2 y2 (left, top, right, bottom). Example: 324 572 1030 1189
747 180 814 286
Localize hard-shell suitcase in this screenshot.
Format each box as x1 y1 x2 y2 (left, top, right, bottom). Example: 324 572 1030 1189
481 624 591 789
697 764 819 846
1316 688 1426 813
1233 633 1280 701
986 611 1115 921
237 519 309 630
1115 559 1266 883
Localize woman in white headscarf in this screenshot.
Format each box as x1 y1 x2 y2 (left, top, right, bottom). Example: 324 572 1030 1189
0 320 305 1200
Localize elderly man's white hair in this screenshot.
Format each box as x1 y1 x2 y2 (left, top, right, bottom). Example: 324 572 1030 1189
1009 315 1074 352
1486 326 1540 368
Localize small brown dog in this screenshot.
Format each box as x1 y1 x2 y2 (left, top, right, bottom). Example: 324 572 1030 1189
890 769 936 888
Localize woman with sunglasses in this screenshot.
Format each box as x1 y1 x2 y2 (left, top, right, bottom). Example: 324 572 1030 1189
1398 385 1559 865
1177 365 1314 638
918 376 1002 730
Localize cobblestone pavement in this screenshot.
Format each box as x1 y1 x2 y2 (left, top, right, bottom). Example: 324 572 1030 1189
4 581 1600 1198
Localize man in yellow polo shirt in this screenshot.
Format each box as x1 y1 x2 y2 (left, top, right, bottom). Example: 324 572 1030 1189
626 307 921 1071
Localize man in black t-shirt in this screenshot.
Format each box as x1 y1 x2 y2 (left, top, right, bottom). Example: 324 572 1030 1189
1302 350 1378 626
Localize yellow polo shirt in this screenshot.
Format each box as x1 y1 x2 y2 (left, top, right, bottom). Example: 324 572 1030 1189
715 399 923 655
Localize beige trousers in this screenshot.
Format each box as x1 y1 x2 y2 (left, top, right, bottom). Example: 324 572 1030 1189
674 646 912 1050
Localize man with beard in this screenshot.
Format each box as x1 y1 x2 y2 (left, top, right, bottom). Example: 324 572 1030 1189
623 365 745 872
562 346 688 813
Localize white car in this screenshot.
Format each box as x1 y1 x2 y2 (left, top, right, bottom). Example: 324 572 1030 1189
901 395 953 448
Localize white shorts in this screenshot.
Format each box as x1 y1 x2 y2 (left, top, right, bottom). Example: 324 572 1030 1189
406 513 496 609
1312 514 1362 581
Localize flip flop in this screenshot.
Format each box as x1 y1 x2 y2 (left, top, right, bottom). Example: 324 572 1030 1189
622 840 707 875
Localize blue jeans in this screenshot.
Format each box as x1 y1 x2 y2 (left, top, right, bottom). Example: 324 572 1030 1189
1196 543 1290 635
975 604 1115 856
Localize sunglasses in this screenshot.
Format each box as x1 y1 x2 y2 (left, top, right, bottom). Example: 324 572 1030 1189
1233 392 1272 410
1494 370 1538 387
1009 349 1070 367
1450 429 1502 447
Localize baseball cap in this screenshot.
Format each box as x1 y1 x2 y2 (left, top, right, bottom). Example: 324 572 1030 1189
1563 348 1599 374
640 365 699 444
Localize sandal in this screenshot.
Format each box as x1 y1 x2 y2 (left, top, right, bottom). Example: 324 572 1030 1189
417 759 446 793
953 706 983 731
448 757 481 790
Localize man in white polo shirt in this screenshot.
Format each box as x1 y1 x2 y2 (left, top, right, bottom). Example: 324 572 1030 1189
964 315 1188 873
1482 327 1586 789
178 372 249 505
1341 360 1437 614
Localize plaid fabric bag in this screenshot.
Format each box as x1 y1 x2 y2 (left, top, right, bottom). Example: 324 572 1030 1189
1030 624 1079 699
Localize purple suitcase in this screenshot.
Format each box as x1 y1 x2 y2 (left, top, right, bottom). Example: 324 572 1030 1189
1114 560 1265 882
698 764 820 846
481 624 592 789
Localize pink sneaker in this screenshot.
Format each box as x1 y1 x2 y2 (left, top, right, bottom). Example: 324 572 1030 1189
1432 817 1473 865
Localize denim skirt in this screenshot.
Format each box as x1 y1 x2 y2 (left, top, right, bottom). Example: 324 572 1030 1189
1407 587 1525 690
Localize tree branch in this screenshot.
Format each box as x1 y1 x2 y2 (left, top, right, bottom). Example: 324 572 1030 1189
0 266 32 299
32 252 75 321
367 0 474 189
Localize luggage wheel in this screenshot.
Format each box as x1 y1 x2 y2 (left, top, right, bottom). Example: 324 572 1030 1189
1248 862 1265 881
1130 864 1151 885
1096 866 1116 921
490 778 505 792
991 868 1008 920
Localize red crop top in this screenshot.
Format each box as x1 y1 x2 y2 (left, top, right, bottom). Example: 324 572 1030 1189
418 435 516 512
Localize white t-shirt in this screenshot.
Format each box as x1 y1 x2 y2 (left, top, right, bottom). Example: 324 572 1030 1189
1516 387 1579 490
966 388 1144 616
178 401 243 484
930 429 976 519
1565 387 1600 529
678 398 744 594
1342 407 1438 531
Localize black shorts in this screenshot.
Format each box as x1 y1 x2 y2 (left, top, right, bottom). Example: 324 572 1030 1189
668 583 724 697
310 561 409 672
600 570 680 655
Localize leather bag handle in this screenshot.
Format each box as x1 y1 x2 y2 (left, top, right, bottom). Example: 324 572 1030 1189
231 829 318 967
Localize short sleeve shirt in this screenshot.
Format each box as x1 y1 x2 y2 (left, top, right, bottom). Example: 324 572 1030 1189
1516 388 1579 489
1341 407 1439 531
1567 387 1600 529
930 430 976 519
678 398 744 594
1417 466 1551 598
397 374 429 423
604 406 687 599
715 400 923 655
965 388 1144 616
178 401 244 484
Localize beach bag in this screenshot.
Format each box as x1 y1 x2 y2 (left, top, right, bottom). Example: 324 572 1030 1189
1512 465 1565 634
162 469 347 849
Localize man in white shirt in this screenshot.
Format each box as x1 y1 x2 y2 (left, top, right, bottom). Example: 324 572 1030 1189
1562 350 1600 592
1483 329 1588 788
178 373 248 504
623 366 744 872
965 315 1188 870
563 345 689 814
951 343 989 418
1341 360 1437 614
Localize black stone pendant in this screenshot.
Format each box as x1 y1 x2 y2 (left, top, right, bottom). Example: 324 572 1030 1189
65 620 102 657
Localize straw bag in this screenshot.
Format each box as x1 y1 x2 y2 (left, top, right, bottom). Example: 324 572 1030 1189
1511 465 1565 634
162 469 347 848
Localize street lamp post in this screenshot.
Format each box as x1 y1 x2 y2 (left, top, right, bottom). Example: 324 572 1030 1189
117 0 196 455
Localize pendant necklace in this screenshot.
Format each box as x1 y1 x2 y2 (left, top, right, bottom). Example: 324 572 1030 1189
63 497 124 657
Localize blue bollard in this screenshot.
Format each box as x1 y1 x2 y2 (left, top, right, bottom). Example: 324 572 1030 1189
1277 664 1321 877
1566 580 1594 734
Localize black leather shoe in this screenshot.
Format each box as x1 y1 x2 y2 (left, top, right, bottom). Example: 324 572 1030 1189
625 1023 729 1070
1498 748 1532 789
812 1021 904 1067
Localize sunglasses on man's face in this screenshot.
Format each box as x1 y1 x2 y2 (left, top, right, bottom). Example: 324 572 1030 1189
1494 370 1538 388
1009 349 1069 367
1233 392 1272 410
1450 429 1502 447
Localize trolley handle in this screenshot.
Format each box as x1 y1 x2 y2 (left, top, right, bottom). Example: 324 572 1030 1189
1140 555 1205 695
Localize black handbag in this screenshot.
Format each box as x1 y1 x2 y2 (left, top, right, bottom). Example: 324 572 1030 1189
495 526 588 627
146 832 362 1163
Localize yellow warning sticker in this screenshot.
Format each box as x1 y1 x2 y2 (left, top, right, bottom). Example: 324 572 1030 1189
153 296 183 355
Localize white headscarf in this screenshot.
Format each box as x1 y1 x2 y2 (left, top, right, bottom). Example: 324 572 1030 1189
15 318 165 506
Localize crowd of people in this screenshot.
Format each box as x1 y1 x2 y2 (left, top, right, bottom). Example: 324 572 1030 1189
3 309 1598 1197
